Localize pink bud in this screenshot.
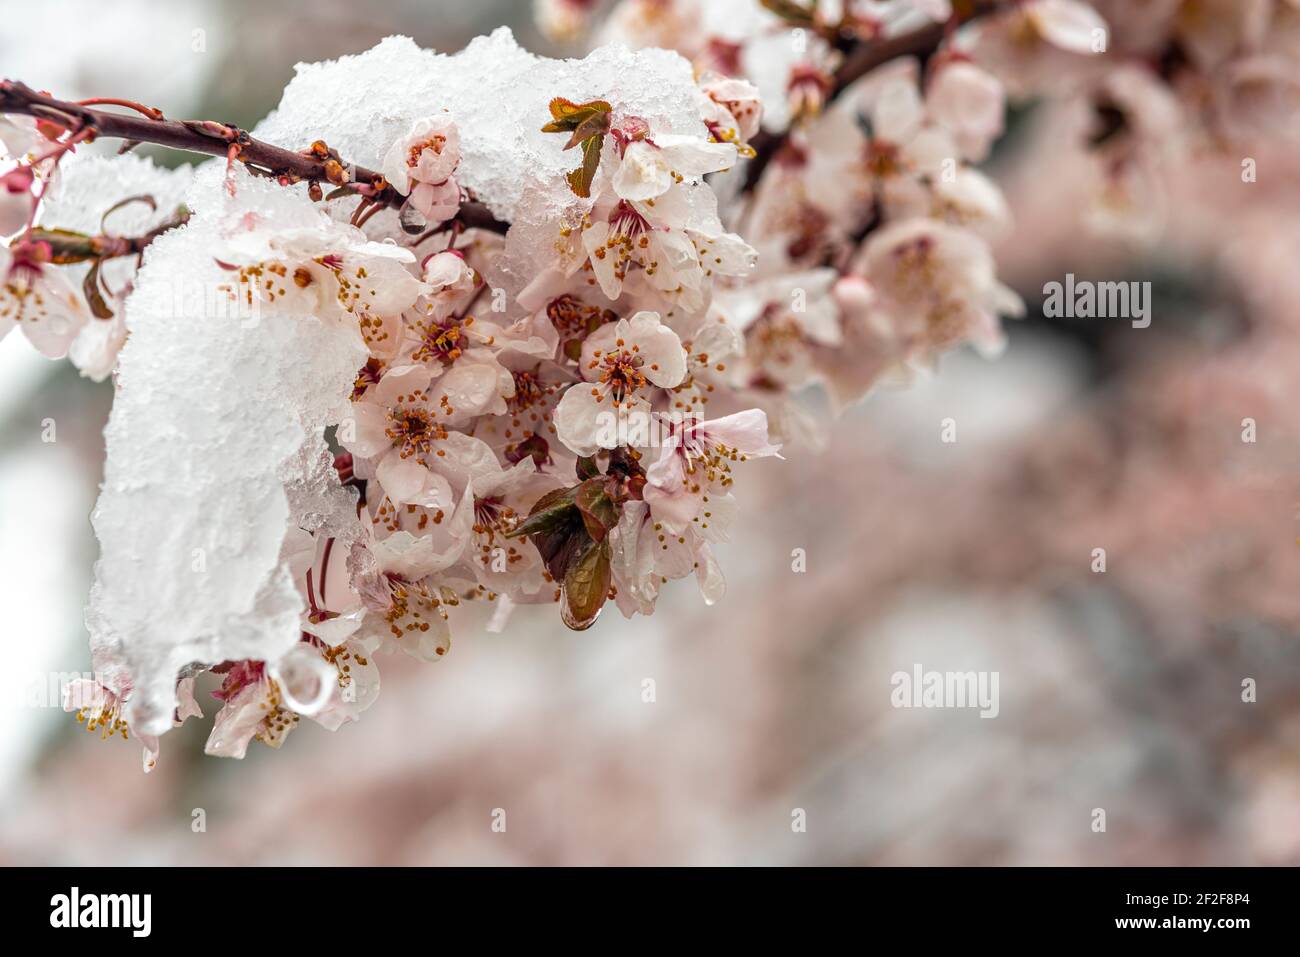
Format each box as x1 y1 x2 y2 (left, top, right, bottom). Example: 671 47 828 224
0 165 34 194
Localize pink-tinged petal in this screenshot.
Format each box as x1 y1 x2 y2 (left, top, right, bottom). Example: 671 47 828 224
581 220 622 300
348 245 423 325
579 321 619 380
433 430 503 488
311 639 381 731
644 185 690 229
412 116 462 182
626 310 687 387
0 117 40 158
377 451 437 506
691 319 743 364
553 381 608 457
644 229 701 296
140 734 162 773
644 428 685 488
175 677 203 725
432 356 510 421
360 309 405 360
343 401 392 459
696 229 757 278
694 543 726 605
472 457 538 500
702 408 783 457
16 271 88 359
422 249 476 300
303 607 365 644
926 61 1005 163
382 115 461 194
871 77 925 145
382 138 413 195
410 176 461 224
1031 0 1108 55
642 477 704 531
62 678 107 713
67 313 127 382
910 0 952 21
655 134 738 175
400 609 452 662
370 529 439 580
1 188 31 237
371 363 432 407
516 266 570 312
653 526 697 579
204 683 274 759
609 500 659 618
613 141 675 201
693 491 739 544
407 469 457 512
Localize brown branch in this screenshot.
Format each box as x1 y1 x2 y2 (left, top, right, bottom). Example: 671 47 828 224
741 0 1002 191
31 206 193 264
0 80 509 235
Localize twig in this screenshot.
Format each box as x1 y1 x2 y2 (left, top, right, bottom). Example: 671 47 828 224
0 80 509 235
741 0 1001 191
31 206 193 264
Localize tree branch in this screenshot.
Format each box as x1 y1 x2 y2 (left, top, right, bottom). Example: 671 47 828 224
741 0 1001 191
0 80 509 235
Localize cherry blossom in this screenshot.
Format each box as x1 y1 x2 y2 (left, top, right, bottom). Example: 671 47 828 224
0 239 88 358
63 675 200 772
964 0 1110 97
381 114 463 224
925 59 1006 163
220 217 424 357
554 310 687 456
611 127 737 202
0 164 34 236
855 217 1024 363
642 408 782 532
8 0 1283 770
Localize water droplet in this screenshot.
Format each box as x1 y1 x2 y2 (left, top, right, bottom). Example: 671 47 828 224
559 587 601 631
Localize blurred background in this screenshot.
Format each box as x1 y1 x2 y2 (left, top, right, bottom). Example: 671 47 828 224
1 0 1297 865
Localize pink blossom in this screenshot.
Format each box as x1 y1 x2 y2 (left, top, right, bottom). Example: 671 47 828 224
925 59 1006 163
643 408 782 532
382 115 463 224
553 310 687 456
0 239 88 358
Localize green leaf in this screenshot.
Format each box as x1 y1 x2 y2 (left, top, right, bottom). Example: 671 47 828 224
28 227 96 264
541 97 612 133
563 109 612 151
563 537 612 626
542 97 612 199
507 485 578 539
565 134 604 199
540 526 588 583
575 456 600 481
575 478 618 543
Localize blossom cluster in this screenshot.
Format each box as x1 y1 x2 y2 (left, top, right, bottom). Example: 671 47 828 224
1 0 1289 768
